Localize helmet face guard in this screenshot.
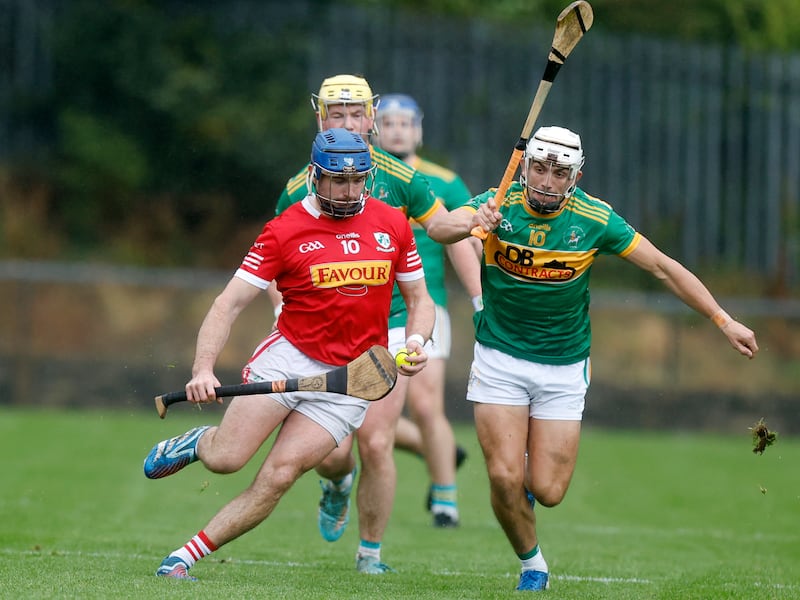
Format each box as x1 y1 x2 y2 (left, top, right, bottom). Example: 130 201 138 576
309 128 375 219
311 74 379 134
375 93 423 159
520 126 585 214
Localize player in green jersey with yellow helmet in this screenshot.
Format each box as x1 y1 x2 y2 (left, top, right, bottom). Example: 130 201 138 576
426 125 759 592
269 75 481 573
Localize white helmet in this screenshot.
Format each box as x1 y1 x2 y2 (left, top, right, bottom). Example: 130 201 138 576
521 126 585 213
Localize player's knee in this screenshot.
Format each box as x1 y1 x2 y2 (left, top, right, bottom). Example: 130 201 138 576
408 403 443 423
202 453 248 474
357 430 394 463
316 445 349 473
530 481 569 507
197 430 250 473
261 463 302 494
407 389 444 418
488 467 524 502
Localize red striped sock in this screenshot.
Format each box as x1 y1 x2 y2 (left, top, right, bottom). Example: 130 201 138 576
171 530 218 568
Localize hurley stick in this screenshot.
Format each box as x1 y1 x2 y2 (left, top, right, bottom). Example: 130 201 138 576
154 345 397 418
471 0 594 239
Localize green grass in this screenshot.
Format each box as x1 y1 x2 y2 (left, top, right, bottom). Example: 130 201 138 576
0 408 797 599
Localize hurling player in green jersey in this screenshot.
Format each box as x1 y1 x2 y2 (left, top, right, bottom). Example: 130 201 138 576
374 94 482 529
426 126 759 592
268 75 481 573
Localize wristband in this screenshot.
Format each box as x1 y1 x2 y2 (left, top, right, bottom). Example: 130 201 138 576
710 309 731 329
273 303 283 319
471 295 484 312
405 333 425 348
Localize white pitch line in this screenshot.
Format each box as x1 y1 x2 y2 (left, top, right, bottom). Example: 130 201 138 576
552 523 800 544
0 548 652 584
2 547 798 591
554 574 652 585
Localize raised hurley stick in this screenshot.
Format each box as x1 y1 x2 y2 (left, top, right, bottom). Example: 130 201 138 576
471 0 594 239
154 345 397 418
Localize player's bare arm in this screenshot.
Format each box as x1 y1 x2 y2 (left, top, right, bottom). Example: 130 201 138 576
444 236 482 299
397 277 436 375
425 205 476 244
186 277 262 403
266 279 284 329
266 279 282 313
624 236 758 358
419 203 482 297
427 200 502 244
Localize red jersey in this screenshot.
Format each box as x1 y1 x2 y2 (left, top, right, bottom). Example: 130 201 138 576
235 196 424 365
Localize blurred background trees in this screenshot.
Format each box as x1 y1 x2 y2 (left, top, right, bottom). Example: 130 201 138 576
379 0 800 51
1 0 799 279
3 0 318 265
1 0 798 417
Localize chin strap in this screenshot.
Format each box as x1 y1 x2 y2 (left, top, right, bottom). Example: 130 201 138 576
525 187 567 214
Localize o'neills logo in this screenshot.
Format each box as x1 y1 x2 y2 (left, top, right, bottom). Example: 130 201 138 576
311 260 392 295
493 247 576 282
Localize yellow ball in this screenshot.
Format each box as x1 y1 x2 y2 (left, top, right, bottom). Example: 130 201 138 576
395 348 416 368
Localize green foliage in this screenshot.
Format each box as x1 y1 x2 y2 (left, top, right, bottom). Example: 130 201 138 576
0 410 798 598
363 0 800 50
724 0 800 51
5 0 800 268
591 0 800 51
57 109 149 244
49 0 314 264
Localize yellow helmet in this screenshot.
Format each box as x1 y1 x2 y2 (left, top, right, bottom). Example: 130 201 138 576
311 74 378 120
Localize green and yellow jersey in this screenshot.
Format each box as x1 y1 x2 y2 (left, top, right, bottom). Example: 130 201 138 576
466 183 641 364
404 156 471 310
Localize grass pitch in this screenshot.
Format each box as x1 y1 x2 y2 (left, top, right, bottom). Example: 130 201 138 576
0 408 797 599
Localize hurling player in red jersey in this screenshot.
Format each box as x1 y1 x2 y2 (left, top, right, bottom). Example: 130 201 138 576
142 128 435 582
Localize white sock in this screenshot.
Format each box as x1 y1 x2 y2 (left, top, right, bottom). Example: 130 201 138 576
357 539 381 560
332 469 354 492
520 545 548 573
171 530 216 568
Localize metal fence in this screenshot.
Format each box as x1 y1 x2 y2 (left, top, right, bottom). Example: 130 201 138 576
1 259 798 432
0 0 54 158
315 4 800 285
1 0 799 286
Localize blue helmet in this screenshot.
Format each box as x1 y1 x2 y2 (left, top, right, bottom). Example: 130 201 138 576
375 94 424 159
376 94 423 125
310 128 374 218
311 128 371 176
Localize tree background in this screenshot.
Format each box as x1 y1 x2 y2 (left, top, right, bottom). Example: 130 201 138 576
1 0 797 423
2 0 799 274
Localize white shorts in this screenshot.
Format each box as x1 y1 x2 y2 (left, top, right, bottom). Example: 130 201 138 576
388 304 451 359
466 342 589 421
242 333 369 444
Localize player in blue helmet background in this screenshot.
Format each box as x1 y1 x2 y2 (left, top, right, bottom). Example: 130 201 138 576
375 93 480 527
